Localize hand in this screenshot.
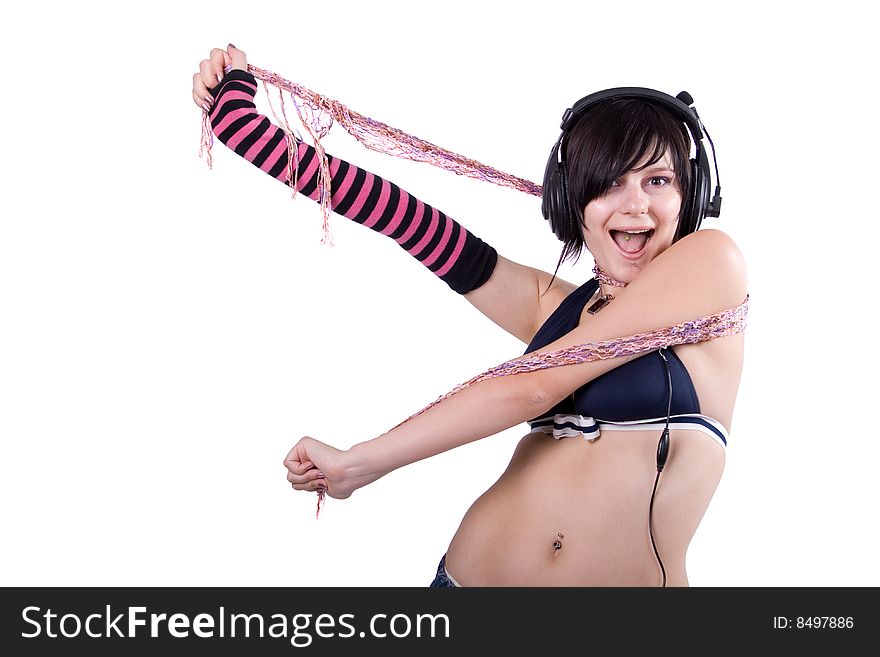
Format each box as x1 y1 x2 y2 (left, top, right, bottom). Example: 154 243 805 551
192 44 248 112
283 436 371 501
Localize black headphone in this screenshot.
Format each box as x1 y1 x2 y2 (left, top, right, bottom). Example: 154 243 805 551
541 87 722 243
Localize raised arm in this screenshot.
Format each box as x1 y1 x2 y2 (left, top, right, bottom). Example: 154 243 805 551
285 229 747 498
194 46 566 342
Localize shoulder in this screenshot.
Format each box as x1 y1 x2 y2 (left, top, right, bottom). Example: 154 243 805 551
658 229 747 308
675 229 745 270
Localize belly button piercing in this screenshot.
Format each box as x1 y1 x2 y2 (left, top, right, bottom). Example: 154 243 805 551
553 532 564 554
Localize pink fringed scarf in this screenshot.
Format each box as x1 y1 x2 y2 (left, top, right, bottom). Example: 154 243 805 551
201 64 542 245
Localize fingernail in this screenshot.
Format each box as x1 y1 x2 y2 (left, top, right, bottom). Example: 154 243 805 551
201 102 210 112
228 43 237 49
204 95 213 104
316 472 324 478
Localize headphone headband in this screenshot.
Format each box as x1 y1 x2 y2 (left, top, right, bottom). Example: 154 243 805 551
561 87 703 140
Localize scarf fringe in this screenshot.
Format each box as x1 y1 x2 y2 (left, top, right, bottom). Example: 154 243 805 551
201 63 543 244
199 110 213 169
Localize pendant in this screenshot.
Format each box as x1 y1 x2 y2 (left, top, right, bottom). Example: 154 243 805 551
587 293 614 315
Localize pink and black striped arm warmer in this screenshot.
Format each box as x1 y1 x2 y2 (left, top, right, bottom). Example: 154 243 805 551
208 69 497 294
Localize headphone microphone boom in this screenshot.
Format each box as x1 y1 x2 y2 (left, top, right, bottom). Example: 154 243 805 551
676 90 723 221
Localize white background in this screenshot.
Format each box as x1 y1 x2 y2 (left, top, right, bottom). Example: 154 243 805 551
1 0 877 588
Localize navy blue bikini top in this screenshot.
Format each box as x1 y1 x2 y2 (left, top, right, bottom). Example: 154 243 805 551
524 279 701 426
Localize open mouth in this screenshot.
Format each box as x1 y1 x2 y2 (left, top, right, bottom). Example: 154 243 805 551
610 228 654 256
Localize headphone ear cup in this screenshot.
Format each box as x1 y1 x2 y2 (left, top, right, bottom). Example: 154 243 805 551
677 157 705 241
692 146 712 231
681 158 699 239
541 142 568 241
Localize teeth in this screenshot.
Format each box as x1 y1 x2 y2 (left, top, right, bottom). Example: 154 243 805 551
613 229 651 242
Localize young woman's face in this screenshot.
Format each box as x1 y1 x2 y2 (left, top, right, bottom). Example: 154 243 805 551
581 149 682 285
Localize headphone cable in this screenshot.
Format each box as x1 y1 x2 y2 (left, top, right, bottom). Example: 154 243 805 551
651 348 674 588
648 471 665 587
702 122 721 189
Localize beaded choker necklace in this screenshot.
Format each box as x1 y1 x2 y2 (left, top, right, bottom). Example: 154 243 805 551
588 264 626 315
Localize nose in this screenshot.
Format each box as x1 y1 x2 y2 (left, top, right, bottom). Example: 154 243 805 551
620 182 649 216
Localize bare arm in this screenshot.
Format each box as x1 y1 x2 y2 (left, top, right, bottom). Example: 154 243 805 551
464 255 578 343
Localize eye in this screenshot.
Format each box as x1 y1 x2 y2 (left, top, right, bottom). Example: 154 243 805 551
647 176 670 187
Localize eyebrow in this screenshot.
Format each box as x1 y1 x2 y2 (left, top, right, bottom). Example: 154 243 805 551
639 164 675 173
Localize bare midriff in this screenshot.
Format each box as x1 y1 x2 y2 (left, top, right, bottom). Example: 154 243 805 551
443 426 725 586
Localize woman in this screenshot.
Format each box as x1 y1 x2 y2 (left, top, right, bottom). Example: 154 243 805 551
192 45 747 587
